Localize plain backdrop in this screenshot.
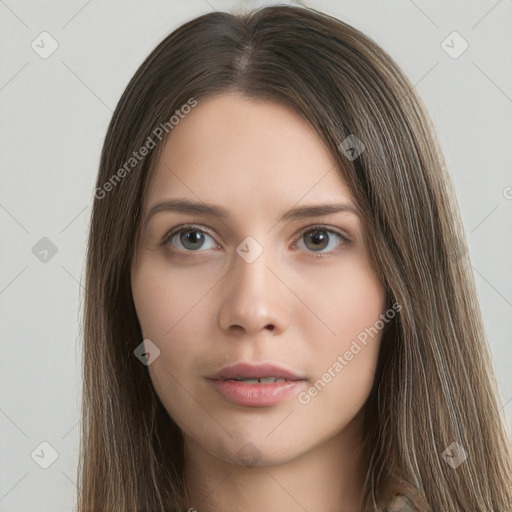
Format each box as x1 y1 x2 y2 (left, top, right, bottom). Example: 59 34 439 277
1 1 511 510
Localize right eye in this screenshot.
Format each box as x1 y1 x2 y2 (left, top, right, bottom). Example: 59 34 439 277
163 224 218 253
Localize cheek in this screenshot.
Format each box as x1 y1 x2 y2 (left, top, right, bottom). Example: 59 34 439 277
131 265 204 423
131 257 214 340
336 274 386 347
299 257 386 346
131 260 214 393
299 261 386 401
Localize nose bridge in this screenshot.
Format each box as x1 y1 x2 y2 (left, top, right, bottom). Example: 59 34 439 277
217 233 290 335
232 233 277 304
234 236 271 290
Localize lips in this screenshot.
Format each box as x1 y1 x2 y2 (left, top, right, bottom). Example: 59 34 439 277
208 361 307 382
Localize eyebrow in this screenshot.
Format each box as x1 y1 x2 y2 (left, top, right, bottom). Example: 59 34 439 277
145 198 360 225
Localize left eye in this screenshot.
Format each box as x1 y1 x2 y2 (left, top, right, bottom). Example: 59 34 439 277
162 225 349 254
294 226 348 254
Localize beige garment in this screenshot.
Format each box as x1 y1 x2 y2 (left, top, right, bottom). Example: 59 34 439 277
379 475 428 512
386 493 419 511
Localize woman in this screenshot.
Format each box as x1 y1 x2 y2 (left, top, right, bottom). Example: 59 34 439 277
77 4 512 511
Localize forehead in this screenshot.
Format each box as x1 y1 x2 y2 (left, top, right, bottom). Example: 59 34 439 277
145 92 354 213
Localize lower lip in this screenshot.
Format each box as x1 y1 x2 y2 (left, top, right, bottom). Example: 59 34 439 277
208 378 307 407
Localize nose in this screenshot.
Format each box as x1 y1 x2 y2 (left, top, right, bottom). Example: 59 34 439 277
217 241 291 337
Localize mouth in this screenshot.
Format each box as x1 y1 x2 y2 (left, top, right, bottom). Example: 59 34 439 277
208 361 307 382
219 377 298 384
207 377 307 407
206 361 307 407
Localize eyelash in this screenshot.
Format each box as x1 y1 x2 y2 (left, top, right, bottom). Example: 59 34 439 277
161 223 351 258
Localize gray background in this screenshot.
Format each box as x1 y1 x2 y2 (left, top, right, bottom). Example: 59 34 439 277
1 0 511 510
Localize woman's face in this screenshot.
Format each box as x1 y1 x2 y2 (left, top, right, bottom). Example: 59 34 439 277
131 92 387 467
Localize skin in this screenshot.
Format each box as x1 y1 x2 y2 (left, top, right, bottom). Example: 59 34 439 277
131 92 388 512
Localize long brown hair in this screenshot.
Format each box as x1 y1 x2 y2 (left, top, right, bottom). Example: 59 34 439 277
77 5 512 511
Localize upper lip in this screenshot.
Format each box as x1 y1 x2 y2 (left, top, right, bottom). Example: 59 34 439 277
209 362 306 381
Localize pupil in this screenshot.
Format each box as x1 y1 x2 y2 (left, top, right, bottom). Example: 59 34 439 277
306 230 328 251
182 230 204 249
